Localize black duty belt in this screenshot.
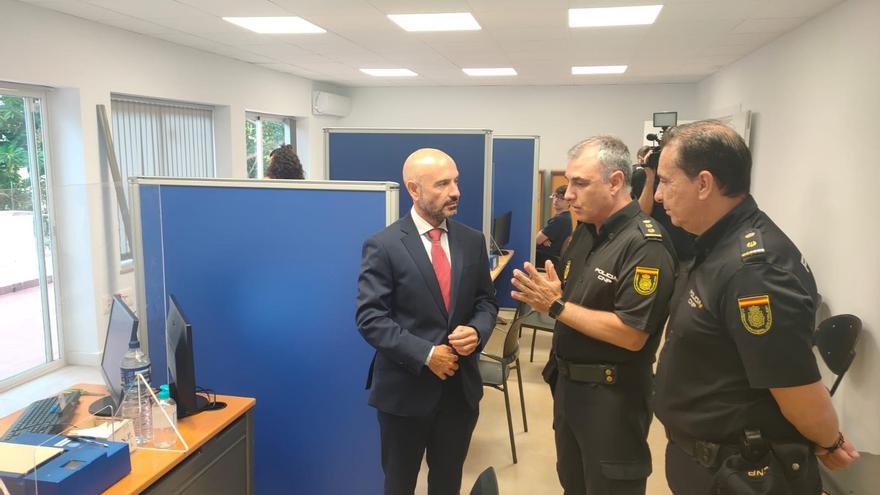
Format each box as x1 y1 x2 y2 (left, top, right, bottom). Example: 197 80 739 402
666 429 738 469
555 356 617 385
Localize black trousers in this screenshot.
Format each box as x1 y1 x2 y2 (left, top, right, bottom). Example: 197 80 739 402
377 376 479 495
664 441 715 495
554 375 652 495
665 441 823 495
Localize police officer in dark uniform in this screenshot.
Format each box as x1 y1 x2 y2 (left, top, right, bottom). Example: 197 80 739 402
511 135 677 495
652 120 859 494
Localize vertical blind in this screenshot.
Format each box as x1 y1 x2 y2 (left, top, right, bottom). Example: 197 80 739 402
111 95 215 259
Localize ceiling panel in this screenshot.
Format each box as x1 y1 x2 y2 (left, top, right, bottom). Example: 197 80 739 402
27 0 845 86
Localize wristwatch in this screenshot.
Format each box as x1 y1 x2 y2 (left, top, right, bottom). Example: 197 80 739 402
548 299 566 319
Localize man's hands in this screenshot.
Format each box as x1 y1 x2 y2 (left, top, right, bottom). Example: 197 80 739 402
428 345 459 380
449 325 479 356
510 260 563 314
816 432 860 470
427 327 481 380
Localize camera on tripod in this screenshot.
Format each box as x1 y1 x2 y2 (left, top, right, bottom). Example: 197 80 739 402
644 111 678 169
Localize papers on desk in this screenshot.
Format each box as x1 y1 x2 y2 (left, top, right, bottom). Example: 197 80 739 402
0 442 64 475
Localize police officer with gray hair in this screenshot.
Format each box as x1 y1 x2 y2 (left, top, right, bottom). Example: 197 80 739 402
652 120 859 494
512 135 677 495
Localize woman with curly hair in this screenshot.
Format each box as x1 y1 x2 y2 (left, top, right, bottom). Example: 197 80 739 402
265 144 304 179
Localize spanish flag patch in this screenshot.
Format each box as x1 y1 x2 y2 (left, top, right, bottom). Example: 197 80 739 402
738 295 772 335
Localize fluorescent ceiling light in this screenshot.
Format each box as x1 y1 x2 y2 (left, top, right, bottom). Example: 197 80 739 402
463 68 517 77
388 13 481 32
222 17 326 34
360 68 418 77
568 5 663 27
572 65 628 75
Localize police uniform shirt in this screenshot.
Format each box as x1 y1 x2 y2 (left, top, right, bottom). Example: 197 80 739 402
541 210 574 257
653 195 821 443
554 201 677 365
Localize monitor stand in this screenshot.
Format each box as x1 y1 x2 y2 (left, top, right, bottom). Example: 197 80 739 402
179 393 210 419
88 395 118 417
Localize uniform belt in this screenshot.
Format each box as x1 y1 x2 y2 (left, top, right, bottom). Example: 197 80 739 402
666 429 738 469
555 356 617 385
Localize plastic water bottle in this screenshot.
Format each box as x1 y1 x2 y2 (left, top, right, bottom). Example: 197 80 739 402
153 384 178 448
120 337 153 445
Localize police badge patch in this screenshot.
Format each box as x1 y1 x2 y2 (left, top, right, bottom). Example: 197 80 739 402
738 295 773 335
633 267 659 296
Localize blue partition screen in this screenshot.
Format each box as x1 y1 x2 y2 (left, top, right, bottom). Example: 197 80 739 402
328 130 487 232
136 182 388 494
492 137 537 308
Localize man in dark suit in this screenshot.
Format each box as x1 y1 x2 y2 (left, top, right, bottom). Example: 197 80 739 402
356 148 498 495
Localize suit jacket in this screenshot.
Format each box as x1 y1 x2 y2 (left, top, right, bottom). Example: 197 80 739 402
356 214 498 417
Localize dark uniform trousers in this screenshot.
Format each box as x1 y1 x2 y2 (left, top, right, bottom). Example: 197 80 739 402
665 441 822 495
554 368 653 495
377 372 479 495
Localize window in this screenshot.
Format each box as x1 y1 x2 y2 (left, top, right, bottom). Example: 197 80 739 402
0 86 61 387
245 113 295 179
111 96 215 260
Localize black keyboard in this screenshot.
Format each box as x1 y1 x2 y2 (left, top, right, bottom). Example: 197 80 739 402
0 391 81 442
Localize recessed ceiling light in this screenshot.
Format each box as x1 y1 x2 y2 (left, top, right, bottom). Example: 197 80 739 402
388 13 481 32
568 5 663 27
360 68 418 77
572 65 628 75
222 17 326 34
463 68 517 77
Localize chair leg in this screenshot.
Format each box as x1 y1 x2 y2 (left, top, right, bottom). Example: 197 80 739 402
515 358 527 432
530 328 537 362
502 382 517 464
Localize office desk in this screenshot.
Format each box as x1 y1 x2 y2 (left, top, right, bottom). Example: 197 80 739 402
0 383 255 495
490 250 514 282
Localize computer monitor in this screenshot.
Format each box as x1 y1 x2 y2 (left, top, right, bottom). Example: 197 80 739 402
166 294 208 418
491 211 512 254
89 296 138 416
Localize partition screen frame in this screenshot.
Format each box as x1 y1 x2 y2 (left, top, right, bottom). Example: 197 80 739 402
324 127 493 250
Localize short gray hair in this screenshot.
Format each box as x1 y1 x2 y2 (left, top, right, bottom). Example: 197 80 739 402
567 135 632 186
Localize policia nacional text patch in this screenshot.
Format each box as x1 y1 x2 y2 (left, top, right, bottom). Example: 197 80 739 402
738 295 773 335
633 267 659 296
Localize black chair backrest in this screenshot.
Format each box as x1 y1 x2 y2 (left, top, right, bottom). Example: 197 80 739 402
501 304 526 359
469 466 499 495
814 314 861 375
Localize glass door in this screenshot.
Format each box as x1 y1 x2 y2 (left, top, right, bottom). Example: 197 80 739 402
0 88 60 384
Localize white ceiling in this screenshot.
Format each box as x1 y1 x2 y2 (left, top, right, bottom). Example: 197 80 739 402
21 0 843 87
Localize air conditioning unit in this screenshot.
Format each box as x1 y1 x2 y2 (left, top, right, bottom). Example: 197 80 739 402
312 91 351 117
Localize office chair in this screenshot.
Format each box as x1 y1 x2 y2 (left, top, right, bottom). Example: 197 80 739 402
469 467 499 495
479 303 528 463
813 314 862 396
519 306 555 362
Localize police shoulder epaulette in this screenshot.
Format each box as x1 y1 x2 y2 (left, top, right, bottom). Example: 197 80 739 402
739 229 766 262
637 218 663 241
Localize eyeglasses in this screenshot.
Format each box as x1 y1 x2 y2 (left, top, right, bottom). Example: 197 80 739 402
549 194 566 200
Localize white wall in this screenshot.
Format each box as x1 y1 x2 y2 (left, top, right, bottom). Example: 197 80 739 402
3 0 337 365
698 0 880 453
339 84 699 170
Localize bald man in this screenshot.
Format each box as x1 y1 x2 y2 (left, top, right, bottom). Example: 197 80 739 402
356 148 498 495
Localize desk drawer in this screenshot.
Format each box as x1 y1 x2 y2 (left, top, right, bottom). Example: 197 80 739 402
144 413 252 495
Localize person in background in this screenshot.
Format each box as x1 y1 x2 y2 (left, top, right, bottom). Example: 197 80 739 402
536 185 574 265
265 144 304 179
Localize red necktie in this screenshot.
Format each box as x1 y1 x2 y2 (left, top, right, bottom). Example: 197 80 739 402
427 228 451 311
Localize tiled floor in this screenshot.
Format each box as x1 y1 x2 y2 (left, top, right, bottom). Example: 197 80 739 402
416 311 673 495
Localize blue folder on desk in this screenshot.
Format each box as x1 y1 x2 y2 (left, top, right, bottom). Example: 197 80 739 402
0 433 130 495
